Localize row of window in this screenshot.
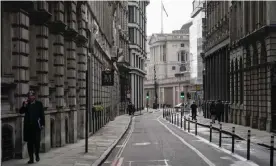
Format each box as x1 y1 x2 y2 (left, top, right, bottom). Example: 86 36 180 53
129 27 146 51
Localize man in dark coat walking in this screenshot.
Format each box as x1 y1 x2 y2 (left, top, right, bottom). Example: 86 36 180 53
19 90 45 164
216 99 224 123
190 101 198 120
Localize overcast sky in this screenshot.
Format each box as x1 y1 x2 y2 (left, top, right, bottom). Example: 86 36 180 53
146 0 193 36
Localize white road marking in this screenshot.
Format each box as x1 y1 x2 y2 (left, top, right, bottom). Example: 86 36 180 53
163 117 259 166
164 159 169 166
116 145 123 148
117 157 124 166
115 117 135 159
157 117 216 166
220 156 235 162
133 142 151 146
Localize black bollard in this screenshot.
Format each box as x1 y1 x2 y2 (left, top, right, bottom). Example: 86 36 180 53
188 118 190 132
181 115 183 128
177 114 179 126
219 123 222 147
172 113 174 124
209 122 212 142
232 127 235 153
247 130 250 160
184 117 186 130
195 120 197 135
174 113 177 125
270 135 274 166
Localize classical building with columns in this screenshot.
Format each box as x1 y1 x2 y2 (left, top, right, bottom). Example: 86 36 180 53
1 1 127 161
203 1 276 132
144 21 194 108
128 0 149 111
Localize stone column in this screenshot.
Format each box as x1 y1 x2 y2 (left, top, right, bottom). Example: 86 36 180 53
53 34 65 147
131 74 135 104
265 32 276 131
173 86 176 106
65 41 77 142
36 25 50 152
12 9 30 159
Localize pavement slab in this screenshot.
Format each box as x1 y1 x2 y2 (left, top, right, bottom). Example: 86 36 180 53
2 115 131 166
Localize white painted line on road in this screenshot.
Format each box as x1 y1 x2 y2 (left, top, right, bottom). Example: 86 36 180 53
157 116 216 166
164 159 169 166
133 142 151 146
163 117 259 166
117 157 124 166
114 117 135 159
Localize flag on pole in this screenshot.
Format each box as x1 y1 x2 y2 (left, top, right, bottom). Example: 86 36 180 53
162 1 168 17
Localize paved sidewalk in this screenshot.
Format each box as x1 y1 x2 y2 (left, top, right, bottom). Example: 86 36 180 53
3 115 131 166
193 115 275 148
163 108 275 148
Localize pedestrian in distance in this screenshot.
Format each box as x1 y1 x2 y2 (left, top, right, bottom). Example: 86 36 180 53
132 103 136 115
210 101 216 123
19 90 45 164
128 101 133 116
216 99 223 123
190 101 198 120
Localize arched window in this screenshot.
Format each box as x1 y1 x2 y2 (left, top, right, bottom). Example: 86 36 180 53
2 124 14 161
178 51 186 62
180 64 186 71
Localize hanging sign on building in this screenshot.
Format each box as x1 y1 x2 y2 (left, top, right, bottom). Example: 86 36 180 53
102 70 114 86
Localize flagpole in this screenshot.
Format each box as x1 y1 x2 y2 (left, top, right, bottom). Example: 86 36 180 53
161 0 163 34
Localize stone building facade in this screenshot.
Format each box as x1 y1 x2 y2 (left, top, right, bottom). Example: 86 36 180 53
1 1 125 161
144 22 193 108
203 0 276 132
128 0 149 111
203 1 230 121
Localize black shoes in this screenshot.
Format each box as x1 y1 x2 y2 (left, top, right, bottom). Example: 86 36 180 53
27 160 34 164
36 155 40 162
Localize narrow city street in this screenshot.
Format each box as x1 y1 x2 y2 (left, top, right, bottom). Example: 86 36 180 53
102 110 258 166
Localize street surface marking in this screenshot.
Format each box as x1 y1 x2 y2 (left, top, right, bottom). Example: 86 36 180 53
133 142 151 146
157 116 216 166
116 145 123 148
220 156 235 162
117 157 124 166
111 117 135 166
163 117 259 166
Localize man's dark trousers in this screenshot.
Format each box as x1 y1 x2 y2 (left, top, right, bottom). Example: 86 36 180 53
192 110 196 120
27 125 41 161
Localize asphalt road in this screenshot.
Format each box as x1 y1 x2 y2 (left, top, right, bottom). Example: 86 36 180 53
102 110 258 166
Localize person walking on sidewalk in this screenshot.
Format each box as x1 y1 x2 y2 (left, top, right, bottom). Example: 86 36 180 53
128 101 133 115
210 101 216 123
216 99 223 123
19 90 45 164
190 101 198 120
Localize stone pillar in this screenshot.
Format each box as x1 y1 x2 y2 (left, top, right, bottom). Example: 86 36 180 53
36 25 50 152
173 86 176 106
131 74 135 104
77 45 87 138
53 34 65 147
265 32 276 131
65 41 78 142
12 9 30 159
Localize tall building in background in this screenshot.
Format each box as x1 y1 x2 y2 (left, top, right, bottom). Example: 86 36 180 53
203 1 276 132
128 0 149 110
144 21 192 108
189 0 206 104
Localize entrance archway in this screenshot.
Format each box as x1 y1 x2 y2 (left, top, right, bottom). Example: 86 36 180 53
50 118 55 148
65 118 69 144
2 124 14 161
